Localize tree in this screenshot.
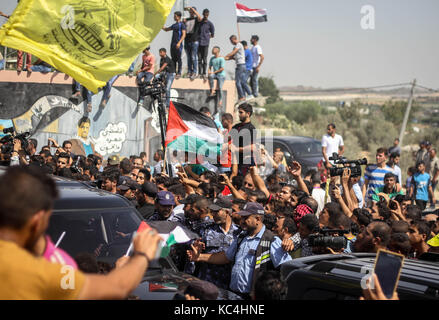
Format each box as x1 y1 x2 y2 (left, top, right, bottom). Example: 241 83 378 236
258 77 280 103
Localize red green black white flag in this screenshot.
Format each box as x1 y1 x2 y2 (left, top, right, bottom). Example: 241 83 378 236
235 3 268 23
165 102 222 159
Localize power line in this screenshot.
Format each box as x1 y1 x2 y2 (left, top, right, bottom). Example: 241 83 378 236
414 84 439 93
283 82 412 94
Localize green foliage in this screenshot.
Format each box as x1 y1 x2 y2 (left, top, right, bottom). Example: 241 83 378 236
380 100 420 125
263 100 327 126
258 77 280 103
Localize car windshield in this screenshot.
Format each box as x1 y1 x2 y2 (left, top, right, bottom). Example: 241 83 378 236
289 141 321 156
47 208 142 264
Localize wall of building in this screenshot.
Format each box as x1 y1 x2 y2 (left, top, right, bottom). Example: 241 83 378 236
0 71 236 161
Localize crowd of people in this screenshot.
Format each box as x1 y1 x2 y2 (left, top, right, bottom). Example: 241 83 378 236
1 101 438 300
1 7 263 112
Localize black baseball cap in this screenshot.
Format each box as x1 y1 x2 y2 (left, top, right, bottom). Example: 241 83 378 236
238 202 265 217
141 182 158 197
117 179 140 191
208 198 233 211
180 194 202 204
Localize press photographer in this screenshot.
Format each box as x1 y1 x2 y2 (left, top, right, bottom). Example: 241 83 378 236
328 153 367 178
0 127 33 166
371 172 404 204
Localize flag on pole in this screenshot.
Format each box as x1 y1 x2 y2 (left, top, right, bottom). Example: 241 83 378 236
147 221 199 258
235 3 268 23
165 102 223 159
0 0 176 92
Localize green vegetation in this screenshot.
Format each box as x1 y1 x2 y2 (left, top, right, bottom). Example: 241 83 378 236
257 78 439 182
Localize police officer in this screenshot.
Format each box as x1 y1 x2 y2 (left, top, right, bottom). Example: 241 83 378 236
195 197 241 289
187 202 292 299
147 190 179 221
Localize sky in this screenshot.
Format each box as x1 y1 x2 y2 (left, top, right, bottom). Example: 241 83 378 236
1 0 438 89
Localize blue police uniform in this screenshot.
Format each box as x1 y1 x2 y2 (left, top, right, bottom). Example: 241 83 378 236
225 225 292 294
196 223 240 289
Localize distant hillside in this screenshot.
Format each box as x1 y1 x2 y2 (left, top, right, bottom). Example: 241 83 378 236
279 85 437 96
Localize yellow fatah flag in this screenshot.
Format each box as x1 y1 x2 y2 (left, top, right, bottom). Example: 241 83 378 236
0 0 176 92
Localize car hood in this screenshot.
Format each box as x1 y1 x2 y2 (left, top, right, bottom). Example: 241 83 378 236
130 269 242 300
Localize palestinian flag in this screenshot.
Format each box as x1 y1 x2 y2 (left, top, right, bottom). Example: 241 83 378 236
147 221 199 258
235 3 268 23
165 102 222 159
132 221 198 258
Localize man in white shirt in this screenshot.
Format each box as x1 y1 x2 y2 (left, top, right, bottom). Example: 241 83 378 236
250 35 264 98
310 172 330 217
321 123 344 169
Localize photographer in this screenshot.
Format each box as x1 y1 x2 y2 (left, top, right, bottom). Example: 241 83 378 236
327 212 356 253
9 136 34 166
154 48 176 107
340 168 363 210
371 172 403 203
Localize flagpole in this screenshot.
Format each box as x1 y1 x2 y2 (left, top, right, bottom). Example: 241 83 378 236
235 2 241 41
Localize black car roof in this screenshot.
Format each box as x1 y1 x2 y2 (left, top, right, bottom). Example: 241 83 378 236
53 180 134 211
259 136 320 143
281 253 439 299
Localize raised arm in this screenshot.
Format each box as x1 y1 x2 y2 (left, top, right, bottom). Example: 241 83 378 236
249 166 270 198
288 161 309 195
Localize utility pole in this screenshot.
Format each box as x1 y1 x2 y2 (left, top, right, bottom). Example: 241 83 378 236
398 79 416 148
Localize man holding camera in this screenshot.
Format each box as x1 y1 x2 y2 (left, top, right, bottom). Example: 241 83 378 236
371 173 404 203
321 123 344 169
362 147 394 208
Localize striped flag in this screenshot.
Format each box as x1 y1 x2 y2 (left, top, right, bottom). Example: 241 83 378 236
165 102 222 159
235 3 268 23
147 221 200 258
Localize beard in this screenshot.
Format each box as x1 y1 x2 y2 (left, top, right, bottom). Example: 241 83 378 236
353 237 375 253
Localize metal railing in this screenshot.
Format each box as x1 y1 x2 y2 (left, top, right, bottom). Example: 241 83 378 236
1 46 29 70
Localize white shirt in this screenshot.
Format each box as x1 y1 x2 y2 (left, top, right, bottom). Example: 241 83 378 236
251 44 263 68
321 133 344 162
391 165 402 185
312 187 330 217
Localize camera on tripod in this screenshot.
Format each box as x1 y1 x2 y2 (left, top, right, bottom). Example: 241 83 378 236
0 127 31 155
308 227 350 251
138 77 166 99
328 153 367 177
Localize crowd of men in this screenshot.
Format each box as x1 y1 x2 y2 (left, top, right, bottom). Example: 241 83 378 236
1 101 438 300
134 7 264 108
1 7 263 113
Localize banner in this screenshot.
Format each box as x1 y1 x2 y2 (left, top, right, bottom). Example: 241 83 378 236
0 0 176 92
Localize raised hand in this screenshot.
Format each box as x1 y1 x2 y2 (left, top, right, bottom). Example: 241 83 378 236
288 161 302 178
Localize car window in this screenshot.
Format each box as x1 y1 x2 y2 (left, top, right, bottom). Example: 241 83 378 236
47 209 142 262
290 141 321 156
273 142 291 157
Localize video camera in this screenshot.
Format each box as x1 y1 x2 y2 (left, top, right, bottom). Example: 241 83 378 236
328 153 367 178
0 127 31 155
138 77 166 99
308 227 349 251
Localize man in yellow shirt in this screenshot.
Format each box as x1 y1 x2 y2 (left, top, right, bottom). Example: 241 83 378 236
0 165 161 300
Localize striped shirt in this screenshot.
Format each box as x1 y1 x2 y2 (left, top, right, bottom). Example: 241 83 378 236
364 164 393 201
